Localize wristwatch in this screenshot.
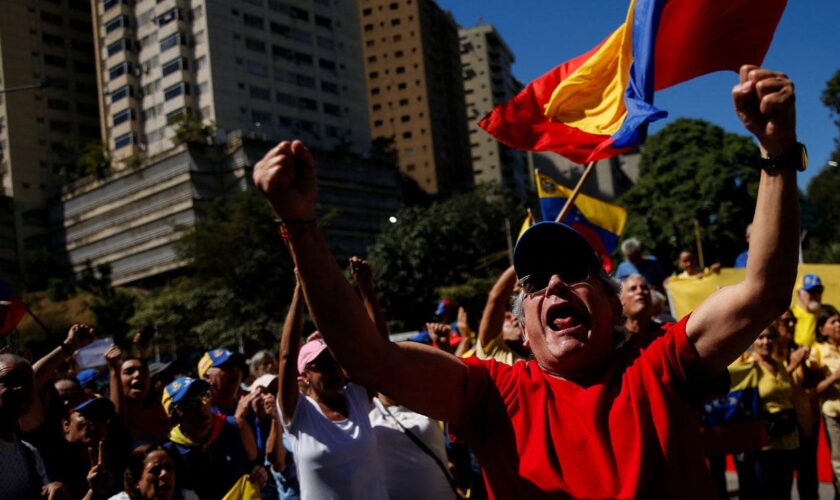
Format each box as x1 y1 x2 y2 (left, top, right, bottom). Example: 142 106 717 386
759 142 808 172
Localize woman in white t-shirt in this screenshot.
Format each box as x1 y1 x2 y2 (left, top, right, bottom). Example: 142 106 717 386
277 281 387 500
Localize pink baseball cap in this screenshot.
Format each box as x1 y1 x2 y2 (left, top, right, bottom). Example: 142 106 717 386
297 339 330 375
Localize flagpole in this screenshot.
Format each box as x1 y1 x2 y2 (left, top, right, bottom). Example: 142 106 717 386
554 160 597 223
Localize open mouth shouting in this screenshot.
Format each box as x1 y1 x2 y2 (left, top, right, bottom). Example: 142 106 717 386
544 300 591 340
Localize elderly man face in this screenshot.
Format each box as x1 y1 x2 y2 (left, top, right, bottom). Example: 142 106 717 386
520 271 620 379
0 355 34 426
620 275 652 320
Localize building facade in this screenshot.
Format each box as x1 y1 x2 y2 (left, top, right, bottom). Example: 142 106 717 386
92 0 371 164
360 0 472 196
0 0 101 281
53 139 401 286
459 24 530 200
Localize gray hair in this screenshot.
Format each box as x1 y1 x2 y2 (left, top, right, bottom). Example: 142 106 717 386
249 350 274 372
620 238 641 257
513 267 619 325
618 273 648 294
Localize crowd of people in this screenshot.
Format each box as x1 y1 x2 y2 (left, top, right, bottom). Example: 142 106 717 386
0 65 830 499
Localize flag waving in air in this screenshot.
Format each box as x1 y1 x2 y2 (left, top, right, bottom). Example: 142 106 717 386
537 173 626 273
480 0 787 164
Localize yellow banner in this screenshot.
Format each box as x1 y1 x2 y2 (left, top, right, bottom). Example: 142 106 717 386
665 264 840 320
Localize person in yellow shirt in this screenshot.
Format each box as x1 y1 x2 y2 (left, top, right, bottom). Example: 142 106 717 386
792 274 824 347
734 325 800 499
809 305 840 493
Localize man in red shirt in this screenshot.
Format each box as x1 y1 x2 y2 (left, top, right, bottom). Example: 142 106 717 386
253 65 802 498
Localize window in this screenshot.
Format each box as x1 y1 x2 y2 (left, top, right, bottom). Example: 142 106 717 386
323 103 340 117
164 82 189 100
315 15 332 29
166 108 187 124
321 81 339 94
105 15 128 34
112 108 133 126
289 6 309 21
109 62 130 79
162 57 188 76
243 13 264 28
400 115 410 123
196 56 207 70
319 59 336 72
246 61 268 76
103 0 121 11
295 52 313 66
157 8 182 28
362 8 372 16
40 12 62 26
114 132 134 149
47 99 69 111
391 18 401 26
41 33 64 47
252 110 272 125
298 97 317 111
245 37 266 53
364 24 373 32
111 85 132 102
159 32 183 52
107 39 126 57
249 86 270 100
296 75 315 88
276 92 296 106
44 55 65 67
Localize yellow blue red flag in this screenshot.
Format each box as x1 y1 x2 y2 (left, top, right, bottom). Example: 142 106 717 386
480 0 787 163
516 209 535 242
536 173 626 272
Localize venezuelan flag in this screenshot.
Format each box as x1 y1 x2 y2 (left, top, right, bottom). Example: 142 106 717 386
536 173 626 272
516 209 535 242
480 0 787 164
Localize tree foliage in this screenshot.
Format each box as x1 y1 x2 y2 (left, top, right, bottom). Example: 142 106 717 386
368 187 521 331
618 118 761 271
804 68 840 262
129 193 296 352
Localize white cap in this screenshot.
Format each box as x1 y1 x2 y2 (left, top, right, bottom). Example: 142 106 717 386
248 373 278 392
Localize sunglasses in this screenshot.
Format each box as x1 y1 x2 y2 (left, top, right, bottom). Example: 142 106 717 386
519 268 590 297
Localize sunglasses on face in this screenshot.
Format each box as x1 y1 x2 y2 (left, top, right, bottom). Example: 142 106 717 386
519 268 590 297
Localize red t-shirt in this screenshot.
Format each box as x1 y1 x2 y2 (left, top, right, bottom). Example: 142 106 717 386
450 316 716 499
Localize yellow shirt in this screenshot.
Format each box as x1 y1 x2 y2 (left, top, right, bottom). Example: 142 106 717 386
809 342 840 417
476 336 524 365
792 303 818 347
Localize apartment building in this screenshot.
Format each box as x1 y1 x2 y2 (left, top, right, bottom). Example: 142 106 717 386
459 24 530 200
93 0 371 163
360 0 472 196
53 139 401 285
0 0 101 281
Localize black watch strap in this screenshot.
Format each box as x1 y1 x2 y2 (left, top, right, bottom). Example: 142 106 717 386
758 142 808 172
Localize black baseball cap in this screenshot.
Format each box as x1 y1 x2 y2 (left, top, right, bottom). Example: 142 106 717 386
513 222 600 280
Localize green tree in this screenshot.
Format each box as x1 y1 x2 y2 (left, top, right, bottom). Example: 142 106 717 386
368 187 521 330
618 118 761 271
130 192 296 351
803 68 840 262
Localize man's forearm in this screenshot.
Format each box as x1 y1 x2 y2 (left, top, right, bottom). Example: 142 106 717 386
743 169 799 307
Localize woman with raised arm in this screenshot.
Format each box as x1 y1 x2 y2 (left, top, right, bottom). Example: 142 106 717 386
277 278 386 500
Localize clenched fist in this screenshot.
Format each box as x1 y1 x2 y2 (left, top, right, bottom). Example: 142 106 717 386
252 140 318 222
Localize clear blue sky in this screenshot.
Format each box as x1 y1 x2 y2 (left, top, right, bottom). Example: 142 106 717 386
438 0 840 190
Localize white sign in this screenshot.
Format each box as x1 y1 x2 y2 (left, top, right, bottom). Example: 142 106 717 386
75 338 113 369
